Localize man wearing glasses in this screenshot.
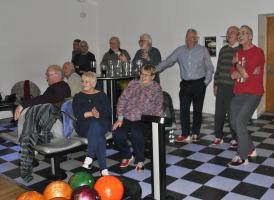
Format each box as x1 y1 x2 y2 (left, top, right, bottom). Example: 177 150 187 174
14 65 71 120
132 33 161 83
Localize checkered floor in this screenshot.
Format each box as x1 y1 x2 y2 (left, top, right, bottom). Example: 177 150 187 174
0 111 274 200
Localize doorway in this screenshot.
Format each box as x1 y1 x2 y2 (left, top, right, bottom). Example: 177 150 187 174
266 16 274 112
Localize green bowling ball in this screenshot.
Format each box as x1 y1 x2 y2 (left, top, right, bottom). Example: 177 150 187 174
69 171 96 190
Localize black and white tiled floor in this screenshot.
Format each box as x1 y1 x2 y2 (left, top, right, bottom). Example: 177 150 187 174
0 111 274 200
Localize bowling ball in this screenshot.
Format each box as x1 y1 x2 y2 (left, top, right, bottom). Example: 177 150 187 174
94 176 124 200
43 180 72 200
72 185 100 200
49 198 68 200
69 171 96 190
17 191 44 200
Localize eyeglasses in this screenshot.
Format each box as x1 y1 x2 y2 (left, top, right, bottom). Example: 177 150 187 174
45 73 57 77
140 72 153 77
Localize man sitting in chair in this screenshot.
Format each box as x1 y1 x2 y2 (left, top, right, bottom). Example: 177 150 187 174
14 65 71 182
14 65 71 120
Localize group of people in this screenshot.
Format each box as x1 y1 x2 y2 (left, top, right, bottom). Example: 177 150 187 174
14 24 264 180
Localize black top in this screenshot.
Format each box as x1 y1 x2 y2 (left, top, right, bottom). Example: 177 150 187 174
72 91 111 137
21 81 71 108
72 52 96 75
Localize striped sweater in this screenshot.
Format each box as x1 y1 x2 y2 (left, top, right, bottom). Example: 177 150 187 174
116 79 164 122
214 44 241 87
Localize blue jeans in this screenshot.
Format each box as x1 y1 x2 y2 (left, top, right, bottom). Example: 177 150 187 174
84 119 107 170
113 120 149 163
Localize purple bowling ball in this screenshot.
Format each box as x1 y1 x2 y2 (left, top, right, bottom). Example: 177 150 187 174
72 185 101 200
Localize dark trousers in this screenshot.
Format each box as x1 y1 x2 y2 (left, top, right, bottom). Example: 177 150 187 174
230 94 261 159
214 85 236 139
83 120 108 170
113 119 149 163
179 78 206 136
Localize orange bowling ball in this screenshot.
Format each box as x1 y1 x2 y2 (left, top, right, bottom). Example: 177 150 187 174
17 191 44 200
49 198 69 200
43 180 72 200
94 176 124 200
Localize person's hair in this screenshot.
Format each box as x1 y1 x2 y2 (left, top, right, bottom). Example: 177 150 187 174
140 33 152 44
141 65 157 75
186 28 198 35
73 39 81 43
109 36 120 44
227 26 239 33
240 25 253 36
47 65 64 79
82 71 97 86
80 40 88 47
63 61 75 72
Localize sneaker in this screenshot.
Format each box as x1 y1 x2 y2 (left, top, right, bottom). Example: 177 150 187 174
120 156 134 168
135 162 144 172
230 140 238 148
192 134 200 142
248 149 257 157
212 138 223 145
228 155 248 168
101 169 110 176
82 157 93 169
175 135 191 143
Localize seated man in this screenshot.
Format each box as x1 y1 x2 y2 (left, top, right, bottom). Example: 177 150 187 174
63 61 82 96
112 65 164 171
14 65 71 182
14 65 71 120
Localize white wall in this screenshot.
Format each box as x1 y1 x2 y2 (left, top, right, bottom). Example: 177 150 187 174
0 0 98 94
97 0 274 115
1 0 274 117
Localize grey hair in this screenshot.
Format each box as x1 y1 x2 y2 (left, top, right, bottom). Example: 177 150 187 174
63 61 75 72
186 28 198 35
140 33 152 44
47 65 64 79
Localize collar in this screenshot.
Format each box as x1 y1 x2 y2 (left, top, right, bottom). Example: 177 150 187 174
229 42 240 48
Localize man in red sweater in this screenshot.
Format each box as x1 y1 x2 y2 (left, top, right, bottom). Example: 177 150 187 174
228 25 265 167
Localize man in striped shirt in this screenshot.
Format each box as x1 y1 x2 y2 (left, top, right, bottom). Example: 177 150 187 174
212 26 240 147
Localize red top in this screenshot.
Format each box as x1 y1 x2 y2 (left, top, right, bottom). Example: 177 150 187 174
230 46 265 96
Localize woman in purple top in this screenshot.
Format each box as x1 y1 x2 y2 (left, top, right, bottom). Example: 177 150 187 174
112 65 164 171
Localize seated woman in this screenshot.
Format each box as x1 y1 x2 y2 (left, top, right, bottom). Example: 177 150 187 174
112 65 164 171
72 72 111 176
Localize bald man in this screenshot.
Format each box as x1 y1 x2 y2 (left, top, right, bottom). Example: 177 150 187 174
14 65 71 120
63 61 81 96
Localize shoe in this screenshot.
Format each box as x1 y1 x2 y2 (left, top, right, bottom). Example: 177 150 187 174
82 157 93 169
192 134 200 142
248 149 257 157
230 140 238 148
228 155 248 168
101 169 110 176
175 135 191 143
212 138 223 145
120 156 134 168
135 162 144 172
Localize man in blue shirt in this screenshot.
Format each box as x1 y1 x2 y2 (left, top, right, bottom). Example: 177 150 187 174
157 28 214 142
